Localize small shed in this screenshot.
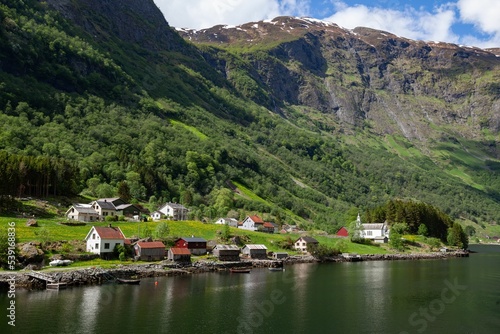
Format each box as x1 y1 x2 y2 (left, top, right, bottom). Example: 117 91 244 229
373 236 388 244
167 247 192 262
241 244 268 259
336 226 349 237
273 252 289 259
175 237 207 255
134 241 166 261
212 244 241 261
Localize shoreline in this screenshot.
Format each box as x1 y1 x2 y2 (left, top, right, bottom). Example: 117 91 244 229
0 250 469 290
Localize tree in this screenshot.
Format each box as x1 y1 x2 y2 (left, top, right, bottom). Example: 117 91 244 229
447 223 468 249
142 225 153 239
464 225 476 237
117 181 132 202
154 222 170 240
417 224 428 237
389 230 404 251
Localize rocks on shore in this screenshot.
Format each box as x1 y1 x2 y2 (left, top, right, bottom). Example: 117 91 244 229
0 250 468 290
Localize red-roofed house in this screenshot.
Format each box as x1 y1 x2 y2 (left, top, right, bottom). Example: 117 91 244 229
336 226 349 237
134 241 166 261
167 247 192 262
85 225 126 258
239 215 277 233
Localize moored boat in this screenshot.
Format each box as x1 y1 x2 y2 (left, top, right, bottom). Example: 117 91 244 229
230 268 251 273
116 278 141 285
268 267 283 271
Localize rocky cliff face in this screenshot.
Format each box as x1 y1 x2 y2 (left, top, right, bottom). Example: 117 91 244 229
180 17 500 146
45 0 186 52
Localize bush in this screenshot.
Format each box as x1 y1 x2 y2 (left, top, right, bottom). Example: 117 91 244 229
307 244 340 260
105 215 118 222
389 231 405 251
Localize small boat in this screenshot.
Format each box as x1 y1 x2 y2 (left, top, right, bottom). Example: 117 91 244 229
230 268 251 273
116 278 141 285
268 267 283 271
49 259 73 266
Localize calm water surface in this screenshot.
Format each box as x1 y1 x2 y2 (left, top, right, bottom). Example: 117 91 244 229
2 244 500 334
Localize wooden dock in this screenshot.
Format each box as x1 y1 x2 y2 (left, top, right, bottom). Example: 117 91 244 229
27 271 67 289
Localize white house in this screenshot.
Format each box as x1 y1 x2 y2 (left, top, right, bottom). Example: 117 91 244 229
361 223 389 239
294 236 319 253
239 215 264 231
151 211 162 221
215 217 238 227
67 198 140 222
65 204 99 222
90 198 125 218
84 225 126 258
157 202 188 221
356 214 389 240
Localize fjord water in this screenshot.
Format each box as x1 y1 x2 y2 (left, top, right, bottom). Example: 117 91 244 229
2 245 500 334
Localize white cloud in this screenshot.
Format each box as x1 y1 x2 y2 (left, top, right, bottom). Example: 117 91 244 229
457 0 500 47
322 2 458 43
458 0 500 34
155 0 282 29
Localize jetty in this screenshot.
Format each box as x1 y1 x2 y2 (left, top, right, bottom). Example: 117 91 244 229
27 271 67 290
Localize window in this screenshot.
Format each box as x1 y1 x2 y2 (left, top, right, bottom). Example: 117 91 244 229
104 243 110 249
92 233 96 239
367 231 372 236
95 243 99 249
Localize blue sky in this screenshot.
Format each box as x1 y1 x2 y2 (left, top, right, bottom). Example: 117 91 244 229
155 0 500 48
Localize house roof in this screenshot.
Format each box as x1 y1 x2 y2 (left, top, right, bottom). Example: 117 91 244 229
136 241 166 249
170 247 192 255
298 236 319 244
213 244 240 250
178 237 207 243
115 203 137 210
95 200 116 210
70 203 98 214
243 244 267 250
362 223 386 230
86 226 125 240
218 217 238 223
160 202 187 210
263 222 275 228
248 215 264 223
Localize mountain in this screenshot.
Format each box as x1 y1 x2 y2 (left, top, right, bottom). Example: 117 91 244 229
0 0 499 234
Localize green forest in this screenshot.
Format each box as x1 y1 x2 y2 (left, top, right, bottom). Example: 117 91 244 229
0 0 499 236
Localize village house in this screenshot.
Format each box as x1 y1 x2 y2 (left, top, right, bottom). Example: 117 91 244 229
174 237 207 255
157 202 188 221
134 241 166 261
336 226 349 237
167 247 191 263
294 236 319 253
65 203 99 222
239 215 277 233
67 198 140 221
215 217 239 227
150 211 162 221
212 244 241 261
355 213 390 240
84 225 126 259
241 244 268 259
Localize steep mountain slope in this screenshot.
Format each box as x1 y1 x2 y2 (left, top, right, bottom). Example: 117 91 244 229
0 1 499 233
180 16 500 143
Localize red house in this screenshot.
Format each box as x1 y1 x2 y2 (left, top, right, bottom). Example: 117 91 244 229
336 226 349 237
174 237 207 255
